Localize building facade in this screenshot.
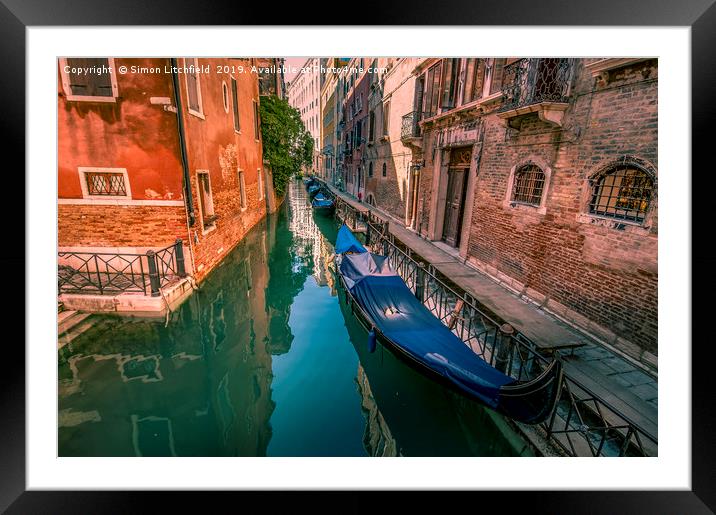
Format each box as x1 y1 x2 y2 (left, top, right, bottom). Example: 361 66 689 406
286 58 322 174
340 58 371 198
393 57 658 357
58 57 271 286
255 57 287 99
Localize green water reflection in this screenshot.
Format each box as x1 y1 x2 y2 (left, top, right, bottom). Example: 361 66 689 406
58 180 532 457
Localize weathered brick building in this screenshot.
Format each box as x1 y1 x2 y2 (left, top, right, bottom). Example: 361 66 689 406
58 57 272 286
362 57 420 223
393 57 658 361
340 58 371 198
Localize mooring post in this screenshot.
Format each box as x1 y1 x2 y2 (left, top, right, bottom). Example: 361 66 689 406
415 262 425 302
175 238 187 277
146 250 161 297
495 323 515 374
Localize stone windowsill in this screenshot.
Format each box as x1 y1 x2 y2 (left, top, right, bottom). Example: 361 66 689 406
576 212 653 235
503 200 547 216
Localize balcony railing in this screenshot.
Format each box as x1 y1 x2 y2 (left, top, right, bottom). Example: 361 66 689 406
500 58 572 112
401 111 422 140
58 239 187 297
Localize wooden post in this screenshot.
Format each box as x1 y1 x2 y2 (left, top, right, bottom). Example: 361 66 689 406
415 263 425 302
495 323 515 374
175 238 187 277
146 250 161 297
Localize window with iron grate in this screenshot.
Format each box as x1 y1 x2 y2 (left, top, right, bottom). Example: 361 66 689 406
589 165 653 223
85 171 127 197
511 164 545 206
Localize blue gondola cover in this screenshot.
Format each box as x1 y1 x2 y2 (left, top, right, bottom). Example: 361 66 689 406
335 224 367 255
337 228 515 408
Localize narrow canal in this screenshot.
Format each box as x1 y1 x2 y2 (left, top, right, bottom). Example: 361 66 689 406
58 180 533 457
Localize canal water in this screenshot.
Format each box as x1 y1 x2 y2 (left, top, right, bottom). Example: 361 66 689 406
58 180 532 457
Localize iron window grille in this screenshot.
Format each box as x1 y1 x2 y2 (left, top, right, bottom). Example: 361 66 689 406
589 166 653 223
85 171 127 196
511 165 545 206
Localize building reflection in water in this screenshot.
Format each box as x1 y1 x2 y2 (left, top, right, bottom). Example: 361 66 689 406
58 179 526 457
59 211 280 457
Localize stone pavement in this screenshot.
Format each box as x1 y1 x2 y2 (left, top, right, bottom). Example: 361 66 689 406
323 182 658 441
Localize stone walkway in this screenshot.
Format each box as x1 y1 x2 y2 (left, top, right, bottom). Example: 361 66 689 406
323 182 657 442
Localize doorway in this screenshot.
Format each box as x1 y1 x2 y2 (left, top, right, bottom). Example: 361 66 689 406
441 147 472 247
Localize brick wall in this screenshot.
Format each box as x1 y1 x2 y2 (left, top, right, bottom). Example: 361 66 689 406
58 204 187 247
464 59 658 353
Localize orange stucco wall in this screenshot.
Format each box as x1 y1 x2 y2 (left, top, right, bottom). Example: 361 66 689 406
58 58 185 201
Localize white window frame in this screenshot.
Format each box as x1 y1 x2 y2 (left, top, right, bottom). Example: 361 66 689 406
59 58 119 103
253 100 260 141
196 170 216 233
257 168 264 201
222 81 230 114
184 58 205 119
238 169 247 211
503 161 551 215
78 167 132 200
230 75 241 133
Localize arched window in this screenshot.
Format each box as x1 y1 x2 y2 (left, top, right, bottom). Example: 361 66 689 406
511 164 546 206
382 163 387 177
368 162 373 177
589 164 654 222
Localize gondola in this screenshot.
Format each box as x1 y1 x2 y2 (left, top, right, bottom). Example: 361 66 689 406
311 192 336 216
307 183 321 199
333 224 563 425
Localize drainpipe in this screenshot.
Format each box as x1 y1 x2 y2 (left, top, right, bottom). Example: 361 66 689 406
170 58 196 227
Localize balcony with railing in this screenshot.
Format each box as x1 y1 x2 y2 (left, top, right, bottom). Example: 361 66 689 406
497 58 572 129
400 111 423 147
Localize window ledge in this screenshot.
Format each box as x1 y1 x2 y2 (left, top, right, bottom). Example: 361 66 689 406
201 223 217 236
576 212 653 234
188 109 205 120
65 95 117 103
503 200 547 216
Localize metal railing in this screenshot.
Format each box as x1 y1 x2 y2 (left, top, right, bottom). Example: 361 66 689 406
333 197 657 457
58 239 187 297
500 58 572 112
401 111 422 140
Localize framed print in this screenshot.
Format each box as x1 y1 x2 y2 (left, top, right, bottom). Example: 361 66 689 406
5 0 714 512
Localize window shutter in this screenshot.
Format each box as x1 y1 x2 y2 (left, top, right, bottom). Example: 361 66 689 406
66 58 112 97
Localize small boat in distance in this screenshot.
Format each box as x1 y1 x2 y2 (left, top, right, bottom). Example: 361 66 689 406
333 224 563 425
307 183 321 199
311 192 336 216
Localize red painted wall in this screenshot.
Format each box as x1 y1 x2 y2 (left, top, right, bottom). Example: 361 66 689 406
178 58 267 281
58 58 185 201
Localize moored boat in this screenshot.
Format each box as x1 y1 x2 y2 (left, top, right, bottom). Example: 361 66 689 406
332 224 563 425
307 183 321 199
311 192 336 216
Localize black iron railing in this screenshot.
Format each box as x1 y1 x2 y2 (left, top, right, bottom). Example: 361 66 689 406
58 239 187 297
500 58 572 112
401 111 422 140
332 196 657 457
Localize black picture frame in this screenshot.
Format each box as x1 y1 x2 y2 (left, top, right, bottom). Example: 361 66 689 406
4 0 713 512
